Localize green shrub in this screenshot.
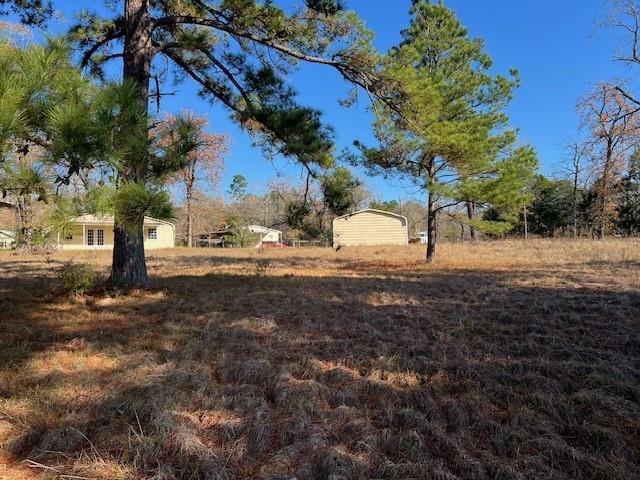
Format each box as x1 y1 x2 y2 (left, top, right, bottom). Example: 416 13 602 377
55 263 97 295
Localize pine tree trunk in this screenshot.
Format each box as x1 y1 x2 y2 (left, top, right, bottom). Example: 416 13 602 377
466 200 477 240
110 216 148 288
110 0 153 288
186 193 193 248
111 218 149 287
185 167 196 248
426 158 437 263
426 192 437 263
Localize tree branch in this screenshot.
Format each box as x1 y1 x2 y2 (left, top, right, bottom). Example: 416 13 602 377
164 49 244 116
154 15 379 92
79 29 125 68
195 46 254 109
434 200 463 212
614 85 640 107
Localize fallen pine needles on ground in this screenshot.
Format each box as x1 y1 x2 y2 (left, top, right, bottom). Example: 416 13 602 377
0 239 639 479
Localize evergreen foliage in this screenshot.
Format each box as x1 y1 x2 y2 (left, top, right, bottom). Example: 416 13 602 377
320 166 361 217
617 153 640 234
353 1 537 261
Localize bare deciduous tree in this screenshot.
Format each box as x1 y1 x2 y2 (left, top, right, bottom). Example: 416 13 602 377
158 113 227 248
175 191 226 245
560 140 591 236
578 83 640 237
604 0 640 106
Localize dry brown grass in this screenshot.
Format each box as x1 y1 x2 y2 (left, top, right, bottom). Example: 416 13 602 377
1 239 639 479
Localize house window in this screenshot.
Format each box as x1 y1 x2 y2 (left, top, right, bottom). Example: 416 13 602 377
87 229 94 246
97 229 104 246
65 233 73 240
147 227 157 240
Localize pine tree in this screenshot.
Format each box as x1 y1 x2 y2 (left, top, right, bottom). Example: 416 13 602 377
285 166 361 240
320 166 360 217
354 1 536 262
1 39 208 270
228 174 249 203
0 38 88 161
524 176 576 236
0 38 90 242
3 0 388 287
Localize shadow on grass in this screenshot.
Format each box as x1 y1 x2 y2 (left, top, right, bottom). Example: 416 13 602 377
1 260 640 479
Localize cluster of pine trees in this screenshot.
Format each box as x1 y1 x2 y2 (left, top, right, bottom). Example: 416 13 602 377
487 163 640 238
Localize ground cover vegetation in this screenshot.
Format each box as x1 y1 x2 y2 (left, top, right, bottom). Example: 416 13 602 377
0 239 639 479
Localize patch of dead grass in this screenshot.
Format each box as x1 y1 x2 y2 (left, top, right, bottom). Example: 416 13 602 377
0 238 639 479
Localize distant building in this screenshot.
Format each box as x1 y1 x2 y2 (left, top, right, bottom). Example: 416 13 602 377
57 214 175 250
417 231 429 244
0 230 16 249
248 225 283 247
198 225 284 248
333 208 408 247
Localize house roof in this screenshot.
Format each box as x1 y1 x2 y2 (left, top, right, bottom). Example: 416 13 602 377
0 230 15 238
333 208 408 224
71 214 175 227
248 225 282 234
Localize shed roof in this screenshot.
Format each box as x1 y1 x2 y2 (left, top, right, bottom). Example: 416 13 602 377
333 208 408 224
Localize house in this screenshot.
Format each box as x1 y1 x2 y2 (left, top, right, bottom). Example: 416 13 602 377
333 208 408 247
248 225 284 247
417 231 429 244
0 230 16 249
57 214 175 250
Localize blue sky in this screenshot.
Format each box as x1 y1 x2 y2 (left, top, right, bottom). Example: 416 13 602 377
6 1 632 203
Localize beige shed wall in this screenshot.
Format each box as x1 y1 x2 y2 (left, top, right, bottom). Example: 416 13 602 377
333 211 408 247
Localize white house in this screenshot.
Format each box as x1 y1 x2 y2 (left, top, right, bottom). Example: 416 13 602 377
58 214 175 250
0 230 16 249
417 231 429 245
248 225 283 247
333 208 408 247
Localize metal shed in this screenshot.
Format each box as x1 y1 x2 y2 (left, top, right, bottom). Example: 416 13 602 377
332 208 409 247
